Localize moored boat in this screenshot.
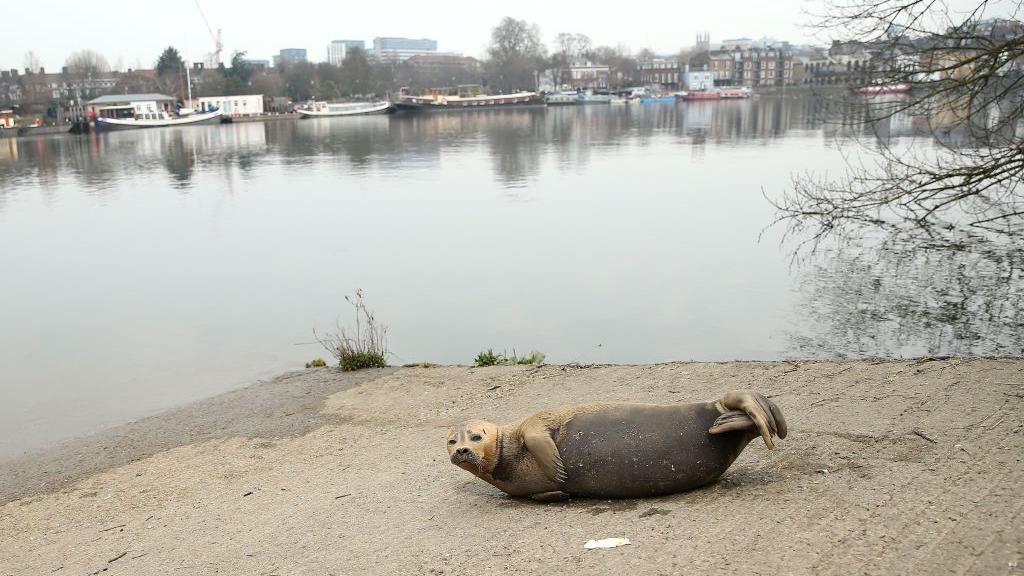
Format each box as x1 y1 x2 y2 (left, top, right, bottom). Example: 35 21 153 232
639 95 676 103
545 92 579 106
578 91 612 104
297 101 393 117
851 83 911 95
678 90 720 101
677 87 751 101
395 85 544 112
719 87 752 99
94 108 223 130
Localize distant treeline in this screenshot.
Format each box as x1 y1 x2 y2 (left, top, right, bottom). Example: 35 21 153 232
141 18 648 100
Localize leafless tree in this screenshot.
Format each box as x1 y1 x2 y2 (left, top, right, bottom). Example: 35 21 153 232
23 51 41 73
64 50 111 100
487 17 546 92
65 50 109 76
548 33 593 88
640 48 660 61
554 33 592 62
589 45 638 87
772 0 1024 246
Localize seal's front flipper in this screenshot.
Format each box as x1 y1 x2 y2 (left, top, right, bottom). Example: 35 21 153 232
520 423 567 483
530 491 569 503
708 410 756 435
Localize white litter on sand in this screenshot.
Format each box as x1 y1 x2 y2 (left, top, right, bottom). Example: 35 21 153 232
584 538 631 549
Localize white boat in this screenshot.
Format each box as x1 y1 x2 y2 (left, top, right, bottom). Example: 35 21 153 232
851 83 911 95
94 108 223 130
578 91 612 104
297 101 393 117
92 66 226 130
719 87 752 99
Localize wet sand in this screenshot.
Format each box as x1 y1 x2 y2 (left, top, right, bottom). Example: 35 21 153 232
1 359 1021 575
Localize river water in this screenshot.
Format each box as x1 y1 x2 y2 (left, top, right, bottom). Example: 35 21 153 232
1 95 1020 459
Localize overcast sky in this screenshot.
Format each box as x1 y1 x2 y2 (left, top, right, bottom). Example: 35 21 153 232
3 0 1010 71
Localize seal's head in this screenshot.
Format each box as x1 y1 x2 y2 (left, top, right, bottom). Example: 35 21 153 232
447 419 500 477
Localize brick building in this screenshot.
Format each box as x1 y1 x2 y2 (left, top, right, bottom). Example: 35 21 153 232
709 46 796 87
638 59 681 89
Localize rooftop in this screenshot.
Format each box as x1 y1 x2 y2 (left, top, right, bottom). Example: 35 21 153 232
405 54 478 64
88 93 174 105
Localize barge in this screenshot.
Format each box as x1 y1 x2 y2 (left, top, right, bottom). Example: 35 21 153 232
395 85 544 112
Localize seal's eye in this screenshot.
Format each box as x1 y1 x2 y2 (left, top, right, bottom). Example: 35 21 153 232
470 434 482 442
447 439 456 445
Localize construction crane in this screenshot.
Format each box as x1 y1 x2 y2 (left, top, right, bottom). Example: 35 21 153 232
193 0 223 66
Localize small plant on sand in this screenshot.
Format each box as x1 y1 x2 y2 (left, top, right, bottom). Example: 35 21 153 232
474 349 501 367
474 349 545 367
305 358 327 368
315 289 389 371
339 351 388 371
510 350 546 365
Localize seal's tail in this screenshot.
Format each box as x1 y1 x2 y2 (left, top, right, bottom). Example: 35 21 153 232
708 391 787 450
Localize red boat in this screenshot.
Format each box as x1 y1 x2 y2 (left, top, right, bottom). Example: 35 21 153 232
678 91 720 101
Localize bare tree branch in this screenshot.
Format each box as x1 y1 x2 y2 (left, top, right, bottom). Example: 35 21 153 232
776 0 1024 244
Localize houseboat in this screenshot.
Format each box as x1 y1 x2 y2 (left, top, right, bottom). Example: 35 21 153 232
297 101 393 117
545 92 579 106
88 94 222 130
677 87 752 101
395 85 544 112
678 90 719 101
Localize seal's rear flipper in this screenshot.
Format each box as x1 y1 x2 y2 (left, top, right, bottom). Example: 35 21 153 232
715 391 788 450
708 410 757 435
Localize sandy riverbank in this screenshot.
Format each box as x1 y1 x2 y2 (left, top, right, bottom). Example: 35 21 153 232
1 359 1021 575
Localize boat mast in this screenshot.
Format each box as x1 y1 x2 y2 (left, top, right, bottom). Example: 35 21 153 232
186 63 193 106
178 63 185 104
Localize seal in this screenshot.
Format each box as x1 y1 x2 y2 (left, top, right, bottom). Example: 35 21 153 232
446 390 786 500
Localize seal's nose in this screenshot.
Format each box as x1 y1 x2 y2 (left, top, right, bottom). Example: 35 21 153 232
455 447 470 456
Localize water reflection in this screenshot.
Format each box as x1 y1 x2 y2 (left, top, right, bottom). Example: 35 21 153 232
0 123 272 194
0 96 944 202
789 233 1024 358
